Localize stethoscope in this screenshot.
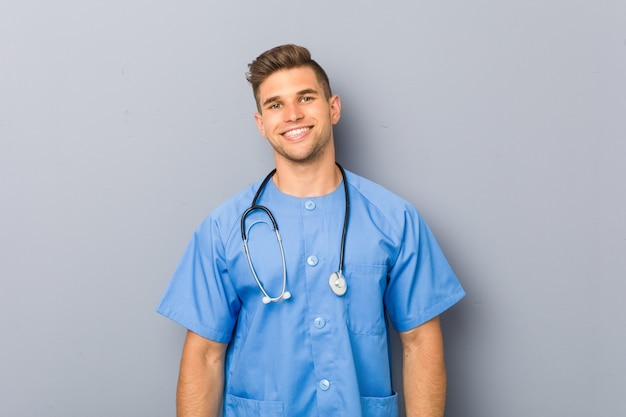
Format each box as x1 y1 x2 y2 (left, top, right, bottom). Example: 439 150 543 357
241 163 350 304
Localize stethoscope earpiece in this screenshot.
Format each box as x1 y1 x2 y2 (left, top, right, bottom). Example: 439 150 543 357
262 291 291 305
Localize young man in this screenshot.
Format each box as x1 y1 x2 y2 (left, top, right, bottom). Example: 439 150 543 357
158 44 465 417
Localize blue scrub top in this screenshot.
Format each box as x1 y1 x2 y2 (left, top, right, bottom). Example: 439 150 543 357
157 170 465 417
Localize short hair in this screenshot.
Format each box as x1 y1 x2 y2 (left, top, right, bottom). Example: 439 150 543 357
246 44 332 111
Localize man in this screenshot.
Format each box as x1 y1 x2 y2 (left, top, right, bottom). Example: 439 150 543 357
158 44 465 417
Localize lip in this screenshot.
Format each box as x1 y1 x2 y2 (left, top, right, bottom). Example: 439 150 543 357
281 126 312 141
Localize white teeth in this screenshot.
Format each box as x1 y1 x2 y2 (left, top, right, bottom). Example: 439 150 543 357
283 127 309 138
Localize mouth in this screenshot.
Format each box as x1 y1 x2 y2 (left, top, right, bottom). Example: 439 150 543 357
281 126 311 140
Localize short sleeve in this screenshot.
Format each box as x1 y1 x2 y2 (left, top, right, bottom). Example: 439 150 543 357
384 207 465 332
156 217 241 343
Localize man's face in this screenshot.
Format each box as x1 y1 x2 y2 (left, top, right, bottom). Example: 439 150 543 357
254 66 341 166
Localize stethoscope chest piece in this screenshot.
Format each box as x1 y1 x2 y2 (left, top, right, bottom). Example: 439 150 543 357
329 271 347 296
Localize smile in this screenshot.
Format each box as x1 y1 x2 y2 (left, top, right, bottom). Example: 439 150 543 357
282 127 311 139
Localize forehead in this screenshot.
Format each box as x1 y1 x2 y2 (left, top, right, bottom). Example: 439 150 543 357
257 67 323 101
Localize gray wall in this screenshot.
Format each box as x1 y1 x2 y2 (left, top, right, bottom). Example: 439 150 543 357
1 1 624 416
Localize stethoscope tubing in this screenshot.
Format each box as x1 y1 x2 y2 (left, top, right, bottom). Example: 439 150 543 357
241 163 349 303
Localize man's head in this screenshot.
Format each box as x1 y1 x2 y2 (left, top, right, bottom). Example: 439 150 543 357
247 44 332 112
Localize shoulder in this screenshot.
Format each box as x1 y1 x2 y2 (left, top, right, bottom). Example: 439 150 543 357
194 177 265 242
345 170 421 226
346 170 407 203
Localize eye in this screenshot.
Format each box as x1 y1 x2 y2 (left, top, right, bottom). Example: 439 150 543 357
268 102 282 110
300 96 313 103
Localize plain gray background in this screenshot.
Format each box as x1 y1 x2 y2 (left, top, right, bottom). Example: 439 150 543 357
1 1 625 416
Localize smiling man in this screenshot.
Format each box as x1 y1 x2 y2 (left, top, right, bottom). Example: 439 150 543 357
158 44 465 417
253 67 340 170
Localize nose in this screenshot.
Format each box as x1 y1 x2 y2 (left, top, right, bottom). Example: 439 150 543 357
284 102 303 122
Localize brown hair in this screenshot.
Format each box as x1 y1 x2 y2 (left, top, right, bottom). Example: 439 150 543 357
246 44 332 111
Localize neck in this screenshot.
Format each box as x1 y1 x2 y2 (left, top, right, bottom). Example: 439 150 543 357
272 159 342 198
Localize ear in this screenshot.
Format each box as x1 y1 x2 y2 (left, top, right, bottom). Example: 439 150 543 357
329 95 341 125
254 112 267 138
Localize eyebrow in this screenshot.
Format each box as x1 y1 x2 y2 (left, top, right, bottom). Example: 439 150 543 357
262 88 321 107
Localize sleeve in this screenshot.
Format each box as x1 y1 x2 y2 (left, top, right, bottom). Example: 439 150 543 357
384 206 465 332
156 216 241 343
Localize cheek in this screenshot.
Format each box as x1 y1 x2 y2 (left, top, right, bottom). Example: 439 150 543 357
261 115 283 138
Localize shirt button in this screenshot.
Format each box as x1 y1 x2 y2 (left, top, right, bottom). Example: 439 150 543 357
305 200 316 210
307 255 318 266
319 379 330 391
314 317 326 329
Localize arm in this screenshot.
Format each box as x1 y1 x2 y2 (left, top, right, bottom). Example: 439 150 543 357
177 330 228 417
398 316 447 417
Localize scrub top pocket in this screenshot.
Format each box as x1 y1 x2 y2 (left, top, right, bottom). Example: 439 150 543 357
344 263 388 335
361 391 399 417
225 394 284 417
